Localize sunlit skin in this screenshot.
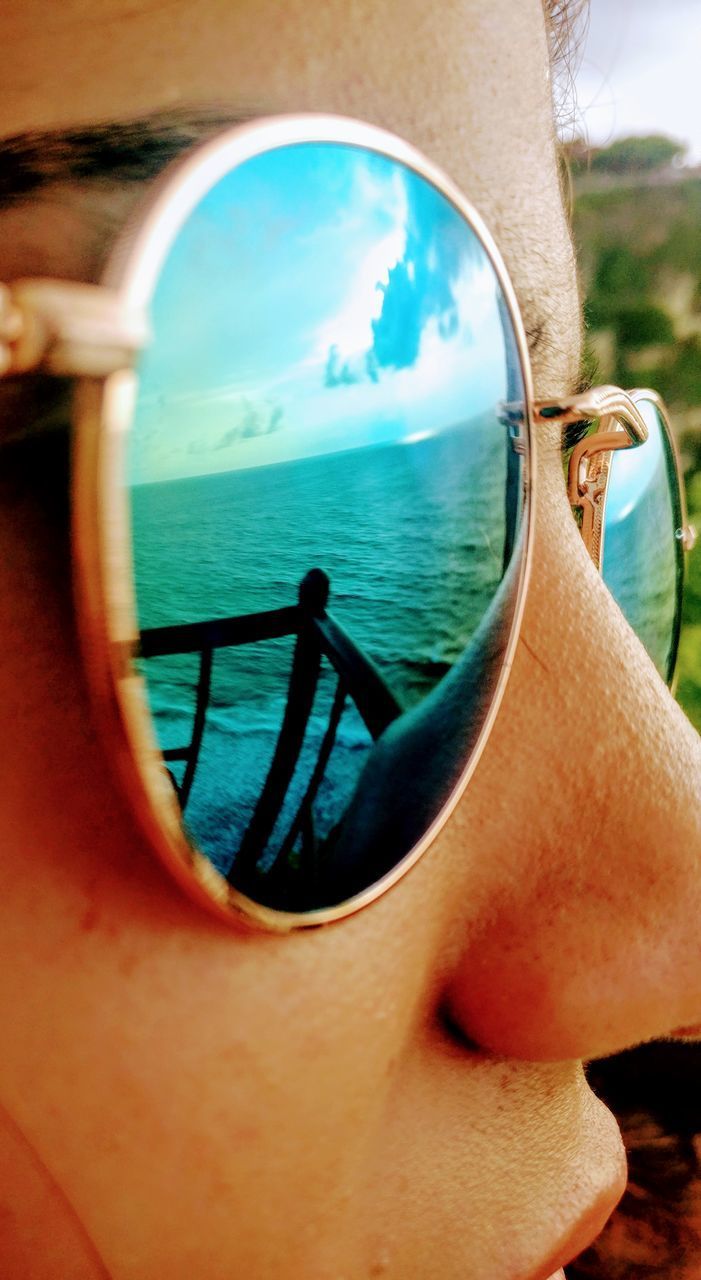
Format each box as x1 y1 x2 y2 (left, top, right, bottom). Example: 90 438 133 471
1 1 701 1277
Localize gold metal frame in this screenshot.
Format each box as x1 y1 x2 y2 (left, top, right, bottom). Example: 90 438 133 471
0 114 692 930
75 115 537 931
535 385 696 573
0 279 148 378
535 385 649 569
537 385 695 687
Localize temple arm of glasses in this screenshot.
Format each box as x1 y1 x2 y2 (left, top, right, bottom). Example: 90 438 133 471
533 386 649 445
0 279 147 379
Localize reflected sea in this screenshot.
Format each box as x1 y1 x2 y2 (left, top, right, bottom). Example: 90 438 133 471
131 420 509 870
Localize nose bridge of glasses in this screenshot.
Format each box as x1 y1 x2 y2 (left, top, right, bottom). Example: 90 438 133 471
0 279 147 383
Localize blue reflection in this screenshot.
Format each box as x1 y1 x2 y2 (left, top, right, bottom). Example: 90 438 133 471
128 139 526 909
132 144 507 485
602 398 679 679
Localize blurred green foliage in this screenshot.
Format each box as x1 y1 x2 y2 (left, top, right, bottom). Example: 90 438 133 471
567 134 687 177
631 338 701 411
572 151 701 729
613 304 676 351
576 182 701 404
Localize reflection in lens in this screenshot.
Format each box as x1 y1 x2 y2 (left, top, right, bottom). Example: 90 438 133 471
602 397 682 682
127 138 527 912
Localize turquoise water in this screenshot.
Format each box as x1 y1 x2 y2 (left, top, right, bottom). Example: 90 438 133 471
131 418 513 876
603 399 681 681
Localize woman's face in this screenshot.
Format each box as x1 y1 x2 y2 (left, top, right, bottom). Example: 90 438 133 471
1 1 701 1277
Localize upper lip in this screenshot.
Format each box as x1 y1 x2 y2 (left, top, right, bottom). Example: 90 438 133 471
527 1183 626 1280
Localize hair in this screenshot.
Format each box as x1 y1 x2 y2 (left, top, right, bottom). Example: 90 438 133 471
545 0 589 64
544 0 590 140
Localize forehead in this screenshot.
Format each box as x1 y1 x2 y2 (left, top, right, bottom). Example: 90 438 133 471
3 1 556 121
2 0 554 203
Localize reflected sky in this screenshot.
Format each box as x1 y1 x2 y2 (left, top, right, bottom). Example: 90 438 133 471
127 137 528 909
602 397 679 680
132 143 509 484
605 400 666 526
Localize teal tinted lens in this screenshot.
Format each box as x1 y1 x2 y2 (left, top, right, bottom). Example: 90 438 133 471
126 135 528 914
602 397 683 682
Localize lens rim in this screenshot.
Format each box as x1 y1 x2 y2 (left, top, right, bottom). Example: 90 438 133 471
624 389 688 688
71 114 536 931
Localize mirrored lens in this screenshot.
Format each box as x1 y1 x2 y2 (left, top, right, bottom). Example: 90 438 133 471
125 137 528 913
602 397 683 682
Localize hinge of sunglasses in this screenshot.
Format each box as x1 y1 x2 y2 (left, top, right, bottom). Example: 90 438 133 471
0 279 149 379
565 426 631 506
562 427 632 570
532 385 649 445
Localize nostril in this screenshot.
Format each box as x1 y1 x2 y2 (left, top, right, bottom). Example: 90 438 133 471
437 1003 485 1056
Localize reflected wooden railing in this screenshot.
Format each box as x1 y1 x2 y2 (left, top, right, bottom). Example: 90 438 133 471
138 568 403 884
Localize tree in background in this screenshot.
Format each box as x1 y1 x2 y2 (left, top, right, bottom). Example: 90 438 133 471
565 133 689 178
591 135 687 174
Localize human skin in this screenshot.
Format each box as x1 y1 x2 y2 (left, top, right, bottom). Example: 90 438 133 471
1 0 701 1277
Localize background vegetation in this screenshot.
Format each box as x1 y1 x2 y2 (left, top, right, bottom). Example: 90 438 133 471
570 137 701 727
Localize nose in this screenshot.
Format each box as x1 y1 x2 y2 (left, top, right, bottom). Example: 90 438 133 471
442 453 701 1062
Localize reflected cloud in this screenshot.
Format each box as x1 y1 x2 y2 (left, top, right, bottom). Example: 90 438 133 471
132 142 503 488
371 178 468 372
320 172 480 388
186 399 285 455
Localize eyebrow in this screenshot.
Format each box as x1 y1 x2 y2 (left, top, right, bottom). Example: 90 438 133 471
0 110 585 401
0 110 249 208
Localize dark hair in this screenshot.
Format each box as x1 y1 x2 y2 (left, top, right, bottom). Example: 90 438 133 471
544 0 590 134
0 109 246 209
544 0 590 66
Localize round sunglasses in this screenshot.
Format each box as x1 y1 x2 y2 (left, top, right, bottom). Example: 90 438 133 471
0 116 695 928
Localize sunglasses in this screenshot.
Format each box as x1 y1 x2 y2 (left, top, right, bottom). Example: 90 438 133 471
1 116 695 928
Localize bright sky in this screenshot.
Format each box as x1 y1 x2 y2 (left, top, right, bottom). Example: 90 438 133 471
574 0 701 164
131 143 509 485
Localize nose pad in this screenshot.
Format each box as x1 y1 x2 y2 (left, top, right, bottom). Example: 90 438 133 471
441 492 701 1063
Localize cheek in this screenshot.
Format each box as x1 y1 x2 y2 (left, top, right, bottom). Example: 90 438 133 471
0 452 462 1275
0 436 162 900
